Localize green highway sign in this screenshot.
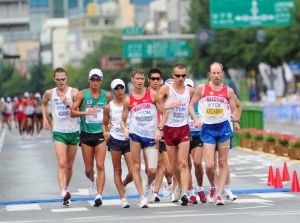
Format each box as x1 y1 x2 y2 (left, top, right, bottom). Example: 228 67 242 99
123 40 192 59
210 0 295 28
122 27 143 35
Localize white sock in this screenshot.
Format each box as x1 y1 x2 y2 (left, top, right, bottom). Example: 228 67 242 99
196 186 205 192
189 190 195 196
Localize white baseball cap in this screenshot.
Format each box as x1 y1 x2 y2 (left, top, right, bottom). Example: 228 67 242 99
184 78 194 87
35 93 41 98
6 97 11 102
24 92 29 98
1 97 4 103
89 68 103 79
111 79 125 89
165 78 174 85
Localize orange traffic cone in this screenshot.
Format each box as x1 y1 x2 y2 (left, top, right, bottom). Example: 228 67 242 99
291 170 300 192
274 168 283 188
267 165 274 186
282 162 290 182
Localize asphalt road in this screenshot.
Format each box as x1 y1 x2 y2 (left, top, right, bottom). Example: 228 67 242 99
0 122 300 223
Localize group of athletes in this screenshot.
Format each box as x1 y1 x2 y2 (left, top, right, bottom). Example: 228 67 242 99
39 62 242 209
0 92 44 138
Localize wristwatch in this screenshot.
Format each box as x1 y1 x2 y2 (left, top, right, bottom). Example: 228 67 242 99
235 121 240 124
157 127 163 131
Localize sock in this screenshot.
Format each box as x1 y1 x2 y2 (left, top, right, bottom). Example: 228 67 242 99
196 186 205 192
61 189 67 197
189 190 196 196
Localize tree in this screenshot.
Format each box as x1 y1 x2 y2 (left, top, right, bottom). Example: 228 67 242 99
28 62 47 94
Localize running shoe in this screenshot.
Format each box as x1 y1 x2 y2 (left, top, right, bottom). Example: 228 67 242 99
62 191 71 206
215 195 224 205
181 194 189 206
88 179 97 195
121 198 130 208
198 190 207 203
174 185 182 201
94 195 102 207
163 183 172 197
189 195 197 204
140 196 149 208
146 186 155 203
154 192 161 202
207 187 215 203
169 193 178 202
225 192 238 202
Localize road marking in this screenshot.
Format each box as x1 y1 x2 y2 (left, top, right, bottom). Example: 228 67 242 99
51 207 89 213
235 198 272 203
0 129 6 153
6 204 41 211
72 189 90 196
232 205 270 210
252 192 295 198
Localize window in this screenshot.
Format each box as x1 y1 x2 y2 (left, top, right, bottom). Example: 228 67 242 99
68 0 78 9
89 18 99 26
30 0 48 8
104 18 114 26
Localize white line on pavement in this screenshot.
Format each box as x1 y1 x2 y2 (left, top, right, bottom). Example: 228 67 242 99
0 128 6 153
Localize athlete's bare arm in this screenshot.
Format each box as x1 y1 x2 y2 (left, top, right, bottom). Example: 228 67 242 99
102 104 111 141
121 97 130 140
189 84 204 129
41 89 52 130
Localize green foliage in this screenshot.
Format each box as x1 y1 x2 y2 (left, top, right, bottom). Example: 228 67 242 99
28 62 47 93
1 71 29 97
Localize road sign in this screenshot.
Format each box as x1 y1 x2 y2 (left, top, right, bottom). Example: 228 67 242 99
210 0 295 28
123 39 192 59
122 27 143 35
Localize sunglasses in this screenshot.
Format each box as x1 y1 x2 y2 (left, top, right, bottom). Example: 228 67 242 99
90 77 102 82
55 77 67 82
113 85 125 91
174 74 187 78
150 77 161 81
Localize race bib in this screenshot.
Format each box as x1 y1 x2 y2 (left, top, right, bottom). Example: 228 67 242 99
55 107 70 120
86 107 103 124
206 108 224 116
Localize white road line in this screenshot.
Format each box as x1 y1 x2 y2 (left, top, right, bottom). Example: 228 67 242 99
235 198 273 203
6 204 41 211
51 207 89 213
232 205 271 210
252 192 295 198
0 129 6 153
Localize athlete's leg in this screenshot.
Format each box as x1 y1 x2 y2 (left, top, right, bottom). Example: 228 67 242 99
94 141 107 195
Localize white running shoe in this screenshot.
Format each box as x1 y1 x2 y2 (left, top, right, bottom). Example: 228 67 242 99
154 192 160 202
215 195 224 205
174 185 182 201
146 186 155 203
207 187 215 203
88 179 97 195
225 192 238 202
163 182 172 197
121 198 130 208
169 193 178 202
139 196 149 208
